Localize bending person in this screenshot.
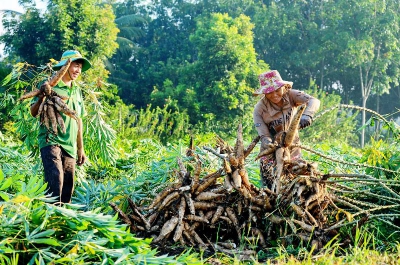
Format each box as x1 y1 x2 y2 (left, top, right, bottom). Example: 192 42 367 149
252 70 320 188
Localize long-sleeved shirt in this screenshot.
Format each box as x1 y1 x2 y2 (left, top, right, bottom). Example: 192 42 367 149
253 89 320 159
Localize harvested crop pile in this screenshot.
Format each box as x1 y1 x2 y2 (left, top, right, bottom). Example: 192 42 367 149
111 106 400 260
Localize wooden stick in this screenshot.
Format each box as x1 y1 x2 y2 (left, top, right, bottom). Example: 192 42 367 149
295 144 399 174
203 146 227 159
244 135 260 158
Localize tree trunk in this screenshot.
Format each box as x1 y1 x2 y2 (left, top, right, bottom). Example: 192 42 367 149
375 93 380 140
359 66 373 148
361 96 367 148
320 58 324 90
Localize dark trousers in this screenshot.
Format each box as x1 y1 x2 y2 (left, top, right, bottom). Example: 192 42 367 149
40 145 76 204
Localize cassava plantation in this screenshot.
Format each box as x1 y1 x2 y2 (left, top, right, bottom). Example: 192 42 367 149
1 0 400 264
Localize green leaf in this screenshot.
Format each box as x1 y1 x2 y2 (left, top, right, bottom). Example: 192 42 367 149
30 238 60 246
30 229 56 239
31 207 47 225
0 177 13 191
358 117 373 131
1 72 12 86
0 191 10 201
114 248 131 263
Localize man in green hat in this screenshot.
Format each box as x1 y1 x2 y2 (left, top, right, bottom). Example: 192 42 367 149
30 50 92 204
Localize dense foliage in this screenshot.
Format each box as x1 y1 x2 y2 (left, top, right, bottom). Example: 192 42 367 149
1 0 400 263
2 0 400 146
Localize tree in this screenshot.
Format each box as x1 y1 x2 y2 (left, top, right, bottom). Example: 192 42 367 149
117 0 202 108
183 13 267 131
106 0 147 100
250 0 400 146
332 0 400 147
251 0 346 93
1 0 118 73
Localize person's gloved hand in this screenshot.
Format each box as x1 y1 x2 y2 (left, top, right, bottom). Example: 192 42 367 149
260 137 273 151
299 114 313 129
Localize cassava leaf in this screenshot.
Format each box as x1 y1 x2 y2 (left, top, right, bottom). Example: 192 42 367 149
30 238 60 246
0 177 13 191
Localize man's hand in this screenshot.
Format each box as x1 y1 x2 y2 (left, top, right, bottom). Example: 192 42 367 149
299 114 313 129
77 148 86 166
30 91 46 117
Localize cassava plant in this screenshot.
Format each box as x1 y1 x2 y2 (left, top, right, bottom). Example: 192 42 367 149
90 81 191 156
300 82 359 146
0 149 202 264
0 182 201 264
359 137 400 201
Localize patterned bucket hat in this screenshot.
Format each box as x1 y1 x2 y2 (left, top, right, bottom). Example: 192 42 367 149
52 50 92 72
253 70 293 96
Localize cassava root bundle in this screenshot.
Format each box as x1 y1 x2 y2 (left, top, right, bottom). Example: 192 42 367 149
19 59 78 137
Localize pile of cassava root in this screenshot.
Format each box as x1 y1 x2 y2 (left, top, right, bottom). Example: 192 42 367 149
19 58 78 139
110 106 399 260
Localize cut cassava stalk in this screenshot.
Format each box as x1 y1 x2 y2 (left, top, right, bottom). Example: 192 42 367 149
203 146 227 159
110 202 132 226
128 214 142 224
49 58 71 87
296 144 399 174
19 59 72 101
243 135 260 158
191 159 202 193
234 123 245 165
177 157 187 181
127 197 151 231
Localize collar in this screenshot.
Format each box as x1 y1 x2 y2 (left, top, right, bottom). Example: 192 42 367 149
57 80 76 90
261 93 290 116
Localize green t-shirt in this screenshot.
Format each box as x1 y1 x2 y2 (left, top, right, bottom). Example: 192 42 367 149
37 81 86 159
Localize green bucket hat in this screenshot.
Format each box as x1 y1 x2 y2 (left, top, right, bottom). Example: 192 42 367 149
52 50 92 72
